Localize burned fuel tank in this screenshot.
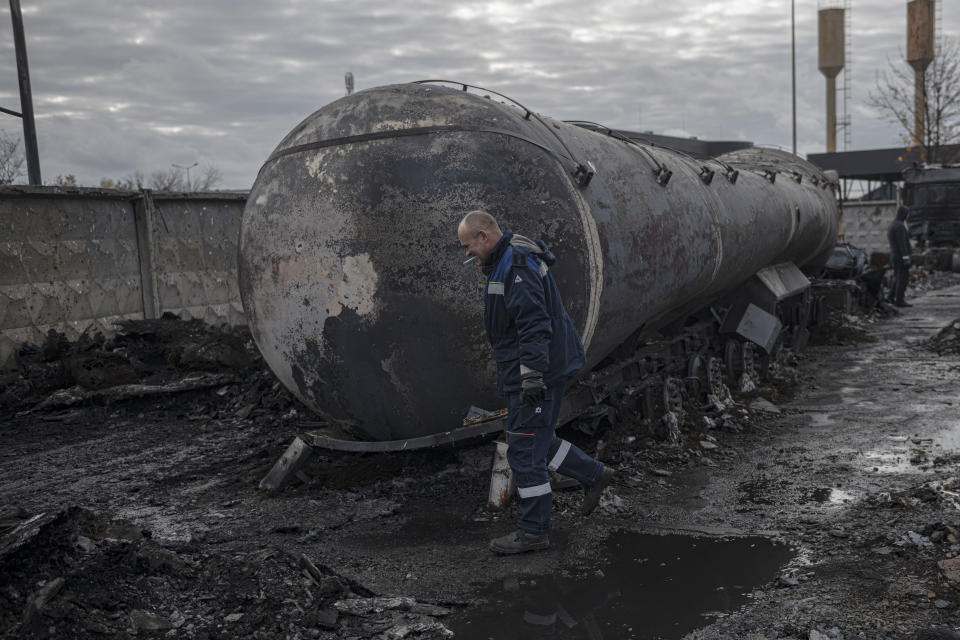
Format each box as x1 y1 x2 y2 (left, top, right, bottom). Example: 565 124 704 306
239 82 839 441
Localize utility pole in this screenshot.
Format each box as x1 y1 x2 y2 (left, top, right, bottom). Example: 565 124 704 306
9 0 41 185
792 0 797 155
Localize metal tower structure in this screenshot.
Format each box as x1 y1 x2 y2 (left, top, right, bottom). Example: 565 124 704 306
818 0 847 152
840 0 852 150
935 0 942 58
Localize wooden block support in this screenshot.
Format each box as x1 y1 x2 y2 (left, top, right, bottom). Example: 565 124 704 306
259 436 316 491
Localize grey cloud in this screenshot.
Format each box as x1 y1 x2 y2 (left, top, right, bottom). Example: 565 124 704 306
0 0 957 187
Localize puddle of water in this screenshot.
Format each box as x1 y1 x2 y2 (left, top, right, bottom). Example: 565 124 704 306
933 425 960 451
806 412 833 427
860 450 925 474
446 532 794 640
799 487 854 505
856 428 960 473
905 402 947 415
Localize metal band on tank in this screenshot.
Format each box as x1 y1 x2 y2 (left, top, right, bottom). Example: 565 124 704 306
262 125 575 167
565 172 602 352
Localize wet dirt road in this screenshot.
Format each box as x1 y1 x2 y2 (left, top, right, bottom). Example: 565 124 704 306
4 281 960 639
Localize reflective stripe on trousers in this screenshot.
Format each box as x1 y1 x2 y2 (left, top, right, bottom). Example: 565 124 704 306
506 379 603 534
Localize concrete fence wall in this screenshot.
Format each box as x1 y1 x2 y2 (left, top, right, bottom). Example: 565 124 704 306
841 200 899 255
0 186 248 368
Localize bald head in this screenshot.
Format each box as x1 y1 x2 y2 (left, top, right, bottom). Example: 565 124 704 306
459 210 501 235
458 210 503 262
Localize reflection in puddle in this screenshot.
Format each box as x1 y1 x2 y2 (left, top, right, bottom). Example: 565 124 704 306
799 487 854 505
905 402 947 415
861 450 926 474
806 413 833 427
856 429 960 473
447 532 794 639
933 424 960 451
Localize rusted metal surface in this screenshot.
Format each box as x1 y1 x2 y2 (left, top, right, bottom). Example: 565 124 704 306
487 440 514 510
817 8 845 77
239 82 840 442
907 0 935 69
907 0 935 144
818 8 844 153
462 407 507 426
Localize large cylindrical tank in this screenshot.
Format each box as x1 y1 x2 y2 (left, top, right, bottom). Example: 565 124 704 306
239 82 839 441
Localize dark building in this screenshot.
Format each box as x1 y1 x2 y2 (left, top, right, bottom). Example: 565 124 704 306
808 145 960 183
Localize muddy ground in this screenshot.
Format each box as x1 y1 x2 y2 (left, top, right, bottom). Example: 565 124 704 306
6 276 960 639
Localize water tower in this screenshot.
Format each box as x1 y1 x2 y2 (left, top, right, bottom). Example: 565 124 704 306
818 7 845 152
907 0 935 146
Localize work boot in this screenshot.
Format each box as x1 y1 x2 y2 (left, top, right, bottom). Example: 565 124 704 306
895 300 913 307
582 467 616 516
489 530 550 555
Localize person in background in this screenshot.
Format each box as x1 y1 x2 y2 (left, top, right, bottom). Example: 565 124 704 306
887 205 913 308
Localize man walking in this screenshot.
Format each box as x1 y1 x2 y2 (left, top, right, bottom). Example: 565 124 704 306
457 210 615 555
887 205 913 308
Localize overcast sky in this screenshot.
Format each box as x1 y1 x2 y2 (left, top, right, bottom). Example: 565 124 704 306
0 0 956 189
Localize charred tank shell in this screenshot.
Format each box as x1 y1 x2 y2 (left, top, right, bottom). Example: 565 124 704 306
239 82 839 441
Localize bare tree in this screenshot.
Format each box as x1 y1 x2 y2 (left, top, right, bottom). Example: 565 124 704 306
99 164 224 191
99 171 145 190
147 164 223 191
149 167 182 191
190 164 222 191
0 129 26 184
868 38 960 164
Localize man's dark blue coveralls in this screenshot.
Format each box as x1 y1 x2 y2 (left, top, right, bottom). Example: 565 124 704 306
483 229 604 535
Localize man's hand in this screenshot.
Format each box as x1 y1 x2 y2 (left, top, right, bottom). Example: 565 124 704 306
520 369 547 407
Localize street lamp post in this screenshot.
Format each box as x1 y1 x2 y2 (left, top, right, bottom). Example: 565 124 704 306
173 162 198 190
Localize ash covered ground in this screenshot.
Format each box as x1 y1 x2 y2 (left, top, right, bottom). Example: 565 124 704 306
6 276 960 639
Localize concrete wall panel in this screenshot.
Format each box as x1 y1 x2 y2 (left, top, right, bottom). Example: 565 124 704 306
841 200 898 254
0 187 248 369
149 196 246 327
